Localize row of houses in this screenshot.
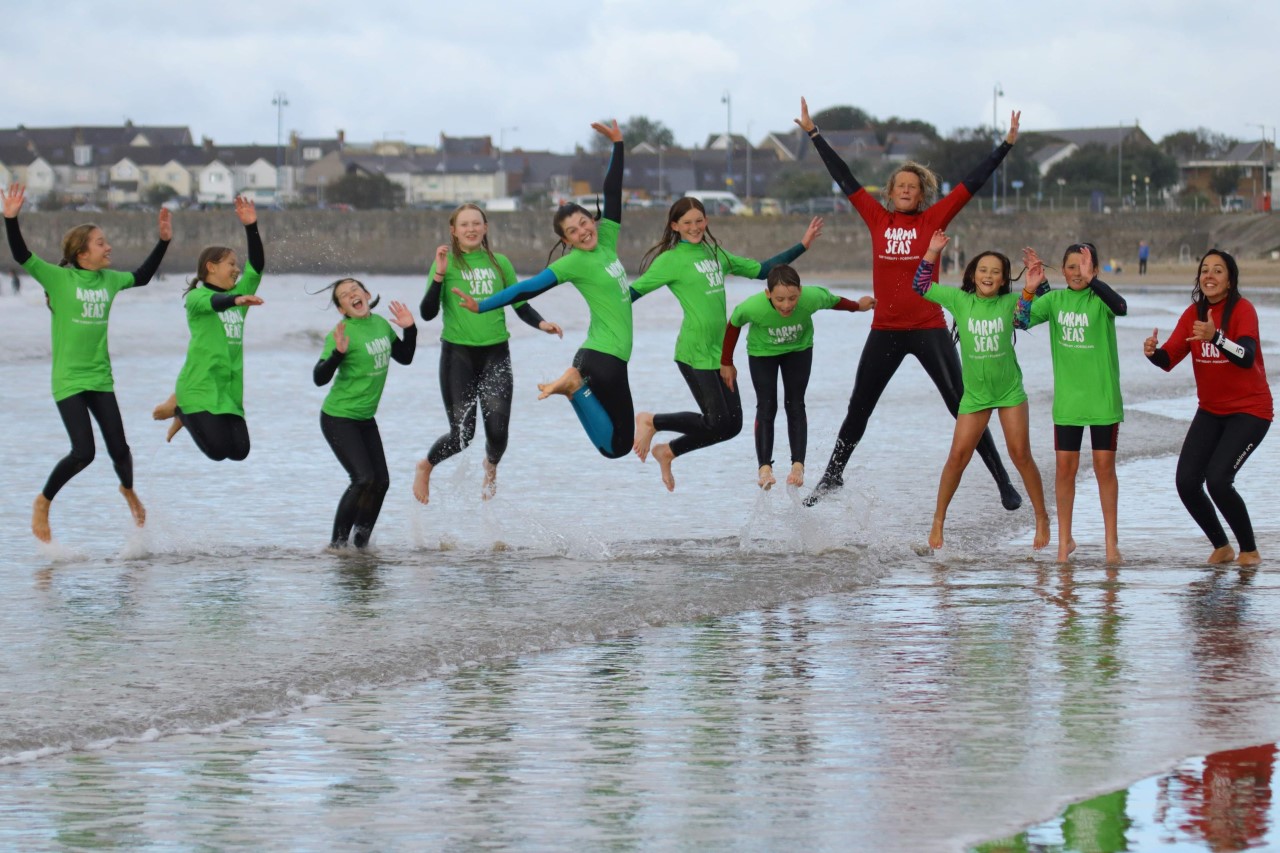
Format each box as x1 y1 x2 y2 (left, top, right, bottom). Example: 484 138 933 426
1 121 1274 211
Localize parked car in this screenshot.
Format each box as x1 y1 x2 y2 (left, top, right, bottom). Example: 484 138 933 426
683 190 747 215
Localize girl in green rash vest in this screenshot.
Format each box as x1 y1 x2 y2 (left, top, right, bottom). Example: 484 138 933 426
414 203 563 505
912 230 1050 552
2 183 171 543
314 279 417 550
721 264 874 490
454 120 635 459
1015 243 1127 564
628 197 824 491
152 196 264 461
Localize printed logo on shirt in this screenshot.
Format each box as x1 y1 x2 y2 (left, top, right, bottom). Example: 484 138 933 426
606 258 629 296
365 335 391 371
77 287 109 320
1198 340 1224 360
1056 310 1091 345
222 311 245 343
768 323 803 345
462 266 498 297
883 226 918 257
969 315 1004 354
694 258 725 292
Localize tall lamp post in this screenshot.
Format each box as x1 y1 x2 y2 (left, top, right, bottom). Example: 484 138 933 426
1249 122 1274 211
1130 173 1137 210
992 83 1003 209
1116 122 1124 208
497 125 518 173
1145 175 1151 211
721 90 733 191
272 90 288 204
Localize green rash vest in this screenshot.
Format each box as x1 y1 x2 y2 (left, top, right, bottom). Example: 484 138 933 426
23 254 135 401
320 314 399 420
1027 287 1123 425
175 263 263 417
729 286 840 357
630 241 762 369
924 287 1026 413
428 250 523 347
547 218 633 361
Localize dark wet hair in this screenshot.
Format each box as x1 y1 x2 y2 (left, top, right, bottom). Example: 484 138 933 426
638 197 724 273
448 203 507 282
1061 242 1100 269
545 201 600 266
1193 248 1241 329
60 223 101 268
766 264 801 291
321 277 381 313
953 250 1023 344
184 245 235 294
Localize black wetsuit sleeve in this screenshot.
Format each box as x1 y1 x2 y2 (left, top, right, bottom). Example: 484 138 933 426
245 222 265 273
391 323 417 365
1214 331 1258 368
1089 277 1127 316
756 244 806 279
603 141 624 224
1147 349 1172 370
421 278 442 321
5 217 31 265
513 302 546 329
210 292 240 312
313 349 345 386
129 239 170 288
961 141 1013 194
809 132 863 198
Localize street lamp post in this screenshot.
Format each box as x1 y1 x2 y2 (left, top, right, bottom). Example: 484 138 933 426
1145 175 1151 211
1249 122 1274 211
497 125 518 172
992 83 1003 209
1130 173 1136 210
745 120 753 204
657 145 665 201
1116 123 1124 208
272 90 288 204
721 90 733 191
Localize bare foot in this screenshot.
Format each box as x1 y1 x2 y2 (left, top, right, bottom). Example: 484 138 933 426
119 486 146 528
928 516 945 550
1056 538 1077 563
166 415 184 442
758 464 776 490
152 393 177 421
1033 514 1050 550
1237 550 1261 567
413 459 433 504
482 458 497 501
786 462 804 487
1105 547 1123 566
537 366 583 400
32 494 51 543
652 443 676 492
1208 545 1236 565
633 412 657 461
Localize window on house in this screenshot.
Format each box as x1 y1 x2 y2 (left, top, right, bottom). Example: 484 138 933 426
303 147 322 161
73 145 91 166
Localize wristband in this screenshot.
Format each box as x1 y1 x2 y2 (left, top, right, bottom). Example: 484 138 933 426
807 126 820 138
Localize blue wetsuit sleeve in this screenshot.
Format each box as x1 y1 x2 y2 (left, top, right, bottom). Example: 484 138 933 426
756 243 806 279
513 302 546 329
129 238 170 288
1088 277 1127 316
391 323 417 365
313 350 344 386
5 217 31 265
603 141 624 224
245 223 265 274
476 268 559 312
911 258 936 296
809 131 863 198
961 141 1012 194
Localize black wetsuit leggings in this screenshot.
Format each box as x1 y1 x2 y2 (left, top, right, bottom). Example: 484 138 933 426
178 408 251 462
652 361 742 458
321 413 389 549
427 341 513 467
575 348 634 459
748 349 813 468
44 391 133 500
1176 409 1270 553
817 328 1011 488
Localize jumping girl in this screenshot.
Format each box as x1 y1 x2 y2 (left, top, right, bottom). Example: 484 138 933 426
913 230 1049 551
720 264 874 490
153 196 263 461
795 97 1023 511
314 279 417 549
1144 249 1271 567
3 183 170 542
414 203 563 504
454 121 634 460
628 197 824 490
1015 243 1127 563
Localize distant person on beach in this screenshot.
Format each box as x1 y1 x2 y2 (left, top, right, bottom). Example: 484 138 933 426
628 196 824 491
454 121 638 461
1015 242 1127 564
1138 240 1149 275
314 278 416 550
9 267 18 295
1144 249 1271 566
721 264 873 490
153 196 264 461
3 183 170 542
415 203 563 504
794 97 1024 511
912 230 1049 551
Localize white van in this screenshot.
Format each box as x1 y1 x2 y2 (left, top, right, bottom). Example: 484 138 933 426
683 190 748 215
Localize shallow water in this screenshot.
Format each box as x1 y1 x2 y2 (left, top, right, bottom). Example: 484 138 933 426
0 271 1276 850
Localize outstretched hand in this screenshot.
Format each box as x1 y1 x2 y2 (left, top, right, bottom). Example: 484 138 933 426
539 320 564 338
234 195 257 226
453 287 480 313
387 300 414 328
433 245 449 277
234 294 264 308
794 96 816 134
1005 110 1021 145
1189 317 1218 342
857 296 876 312
926 229 950 256
2 183 25 218
801 216 824 249
1022 247 1045 290
157 208 173 241
334 321 349 353
1078 243 1096 283
591 119 623 144
1143 328 1160 356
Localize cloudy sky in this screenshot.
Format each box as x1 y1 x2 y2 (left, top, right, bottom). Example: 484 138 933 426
1 0 1274 152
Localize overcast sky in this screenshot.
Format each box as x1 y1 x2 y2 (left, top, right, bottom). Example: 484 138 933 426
2 0 1274 152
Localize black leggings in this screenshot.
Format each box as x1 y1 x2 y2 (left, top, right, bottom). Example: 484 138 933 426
1176 409 1270 553
45 391 133 500
818 328 1011 488
749 349 813 467
178 408 251 462
321 413 390 549
652 361 742 458
428 341 513 467
574 348 634 459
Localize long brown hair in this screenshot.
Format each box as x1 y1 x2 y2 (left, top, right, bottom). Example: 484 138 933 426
448 203 507 282
638 197 724 273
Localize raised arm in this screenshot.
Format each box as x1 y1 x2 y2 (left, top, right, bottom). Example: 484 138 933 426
387 300 418 365
130 208 172 287
455 268 560 314
911 230 950 296
755 217 824 279
592 120 625 223
236 197 265 273
961 110 1019 194
421 245 448 320
1014 246 1046 329
796 97 863 198
314 323 348 386
3 184 31 264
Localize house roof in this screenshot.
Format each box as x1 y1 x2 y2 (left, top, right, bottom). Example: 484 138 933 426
1034 126 1152 149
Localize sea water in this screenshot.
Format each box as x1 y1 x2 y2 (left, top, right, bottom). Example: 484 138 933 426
0 269 1276 851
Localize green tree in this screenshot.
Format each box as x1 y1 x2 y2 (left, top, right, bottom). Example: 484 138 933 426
1045 141 1180 199
143 183 178 206
1160 128 1239 161
811 104 874 130
1210 167 1243 205
874 117 939 146
768 167 832 202
917 127 1036 191
327 172 404 209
